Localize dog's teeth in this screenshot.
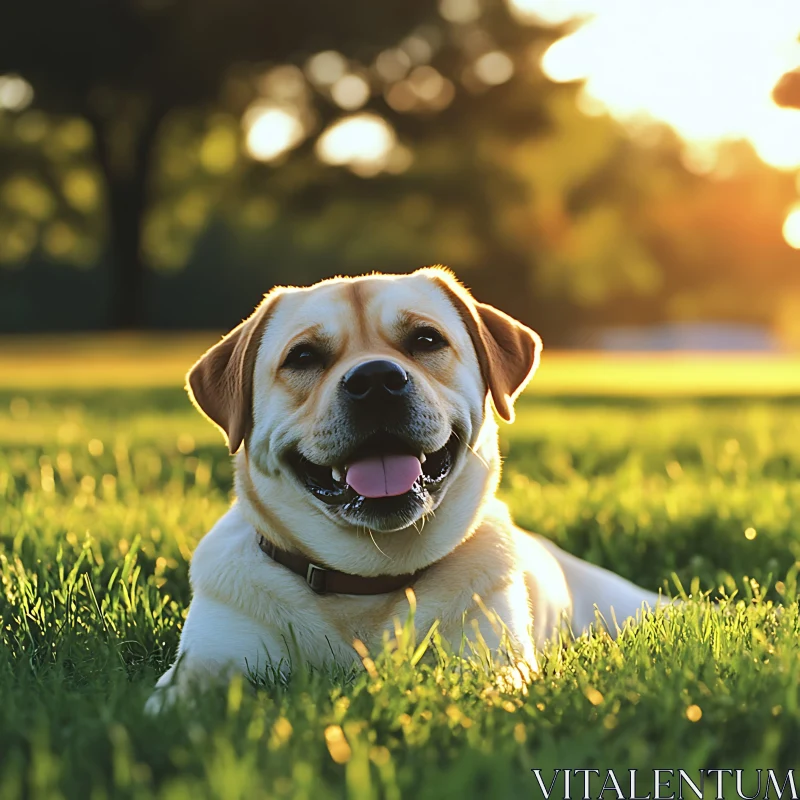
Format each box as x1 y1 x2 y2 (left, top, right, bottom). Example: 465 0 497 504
420 453 427 464
331 466 344 483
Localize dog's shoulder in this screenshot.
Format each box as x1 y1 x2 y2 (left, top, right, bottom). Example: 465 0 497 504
189 503 252 581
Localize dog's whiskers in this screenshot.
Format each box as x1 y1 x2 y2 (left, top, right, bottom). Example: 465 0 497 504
367 528 390 559
417 506 437 534
454 431 491 472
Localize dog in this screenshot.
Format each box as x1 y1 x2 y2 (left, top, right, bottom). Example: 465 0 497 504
147 267 663 710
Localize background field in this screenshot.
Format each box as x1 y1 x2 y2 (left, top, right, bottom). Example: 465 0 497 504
2 344 800 799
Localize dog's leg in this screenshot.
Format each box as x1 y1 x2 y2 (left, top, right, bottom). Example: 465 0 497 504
456 577 540 689
145 593 289 713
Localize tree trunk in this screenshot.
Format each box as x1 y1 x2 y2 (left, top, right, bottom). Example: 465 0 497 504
89 107 165 329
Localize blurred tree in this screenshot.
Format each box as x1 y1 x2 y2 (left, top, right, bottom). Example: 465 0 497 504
0 0 438 326
136 14 662 335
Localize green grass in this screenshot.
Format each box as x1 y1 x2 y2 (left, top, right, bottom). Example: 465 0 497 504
2 384 800 799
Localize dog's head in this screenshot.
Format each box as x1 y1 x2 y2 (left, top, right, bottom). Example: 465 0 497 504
188 268 541 564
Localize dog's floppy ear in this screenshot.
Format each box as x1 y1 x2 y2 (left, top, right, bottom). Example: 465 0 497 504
186 291 281 453
427 267 542 422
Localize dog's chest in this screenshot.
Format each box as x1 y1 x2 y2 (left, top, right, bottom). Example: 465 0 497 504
300 592 408 659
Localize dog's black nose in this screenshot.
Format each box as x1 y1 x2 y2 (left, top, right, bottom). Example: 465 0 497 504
343 360 409 401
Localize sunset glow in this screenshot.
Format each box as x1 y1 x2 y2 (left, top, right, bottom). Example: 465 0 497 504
516 0 800 170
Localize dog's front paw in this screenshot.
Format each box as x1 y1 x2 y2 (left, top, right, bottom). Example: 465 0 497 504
144 684 178 715
494 660 536 693
144 665 185 715
144 658 241 714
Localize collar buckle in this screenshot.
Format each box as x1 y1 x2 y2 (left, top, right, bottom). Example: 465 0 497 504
305 562 327 594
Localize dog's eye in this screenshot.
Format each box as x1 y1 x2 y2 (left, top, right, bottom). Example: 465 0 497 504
282 344 324 370
408 326 448 353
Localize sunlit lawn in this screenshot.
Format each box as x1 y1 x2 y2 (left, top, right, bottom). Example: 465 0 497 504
4 333 800 395
2 337 800 799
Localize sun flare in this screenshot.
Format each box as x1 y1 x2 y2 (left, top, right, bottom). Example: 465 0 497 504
519 0 800 170
782 204 800 249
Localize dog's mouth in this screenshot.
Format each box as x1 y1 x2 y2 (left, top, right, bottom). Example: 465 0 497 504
287 431 460 514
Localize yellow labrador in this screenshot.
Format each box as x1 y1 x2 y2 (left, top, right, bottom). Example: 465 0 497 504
147 267 661 709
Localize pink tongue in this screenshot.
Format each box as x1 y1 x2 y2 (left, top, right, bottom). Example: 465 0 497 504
346 455 422 498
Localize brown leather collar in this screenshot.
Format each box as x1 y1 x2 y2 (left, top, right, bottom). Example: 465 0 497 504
256 533 422 596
